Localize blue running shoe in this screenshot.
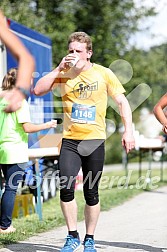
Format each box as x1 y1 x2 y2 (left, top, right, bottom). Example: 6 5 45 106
60 235 81 252
83 238 97 252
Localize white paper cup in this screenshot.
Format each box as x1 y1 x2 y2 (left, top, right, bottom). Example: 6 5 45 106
68 57 79 67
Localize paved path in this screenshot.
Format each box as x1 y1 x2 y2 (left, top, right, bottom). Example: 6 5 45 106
1 186 167 252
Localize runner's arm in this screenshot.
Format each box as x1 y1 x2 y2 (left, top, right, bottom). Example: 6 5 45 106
113 93 135 153
153 93 167 134
0 10 35 112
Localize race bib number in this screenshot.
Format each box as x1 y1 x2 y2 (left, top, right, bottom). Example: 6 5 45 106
71 103 96 124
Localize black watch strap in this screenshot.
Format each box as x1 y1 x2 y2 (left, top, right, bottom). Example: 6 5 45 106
16 87 30 99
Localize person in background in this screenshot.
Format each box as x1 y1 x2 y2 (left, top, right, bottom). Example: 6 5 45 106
0 68 57 234
153 93 167 135
0 9 35 113
34 31 135 252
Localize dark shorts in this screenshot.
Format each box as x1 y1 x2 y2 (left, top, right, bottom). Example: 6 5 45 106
58 138 105 205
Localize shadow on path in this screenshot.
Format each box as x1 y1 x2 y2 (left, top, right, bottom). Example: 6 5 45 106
96 240 167 252
4 240 167 252
3 242 61 252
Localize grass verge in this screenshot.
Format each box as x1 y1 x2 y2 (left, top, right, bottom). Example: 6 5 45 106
0 168 166 248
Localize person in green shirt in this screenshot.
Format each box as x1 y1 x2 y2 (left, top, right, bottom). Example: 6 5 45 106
0 68 57 234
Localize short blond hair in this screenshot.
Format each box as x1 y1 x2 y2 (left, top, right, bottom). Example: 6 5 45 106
68 32 92 51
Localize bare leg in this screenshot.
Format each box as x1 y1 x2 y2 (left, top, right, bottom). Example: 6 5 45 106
60 199 78 231
84 203 100 235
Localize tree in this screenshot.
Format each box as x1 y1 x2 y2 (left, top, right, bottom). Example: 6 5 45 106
124 44 167 111
1 0 77 65
33 0 77 65
74 0 155 67
1 0 156 67
1 0 46 32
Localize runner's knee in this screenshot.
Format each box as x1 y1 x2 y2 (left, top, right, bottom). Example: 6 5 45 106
60 188 75 202
84 190 99 206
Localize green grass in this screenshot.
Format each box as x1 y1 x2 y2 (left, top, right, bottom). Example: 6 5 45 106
0 168 166 248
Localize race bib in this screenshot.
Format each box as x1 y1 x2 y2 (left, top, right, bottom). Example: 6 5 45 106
71 103 96 124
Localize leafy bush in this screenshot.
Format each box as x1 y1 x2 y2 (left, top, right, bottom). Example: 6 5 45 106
105 132 122 164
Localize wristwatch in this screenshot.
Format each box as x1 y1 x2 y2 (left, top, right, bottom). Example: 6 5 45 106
16 87 30 99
